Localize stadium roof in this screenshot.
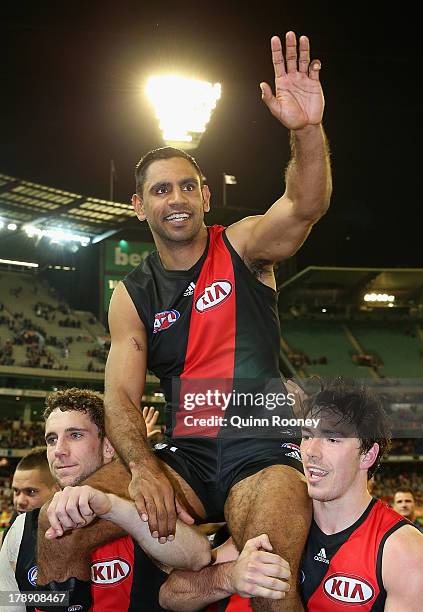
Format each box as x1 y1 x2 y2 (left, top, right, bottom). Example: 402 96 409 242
0 173 135 243
278 266 423 310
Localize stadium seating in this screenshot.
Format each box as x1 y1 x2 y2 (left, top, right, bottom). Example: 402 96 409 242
0 271 108 372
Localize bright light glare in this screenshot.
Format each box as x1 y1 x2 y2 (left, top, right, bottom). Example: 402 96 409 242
0 258 38 268
145 75 221 149
23 225 90 246
363 292 395 303
7 223 17 231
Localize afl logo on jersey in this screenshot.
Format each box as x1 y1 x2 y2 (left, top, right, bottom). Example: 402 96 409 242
91 558 131 585
27 565 37 587
323 573 374 604
154 309 180 333
195 280 232 312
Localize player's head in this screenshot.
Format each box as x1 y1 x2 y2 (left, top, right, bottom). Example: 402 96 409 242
300 379 391 503
393 490 416 521
135 147 205 195
12 447 59 513
44 388 115 488
132 147 210 244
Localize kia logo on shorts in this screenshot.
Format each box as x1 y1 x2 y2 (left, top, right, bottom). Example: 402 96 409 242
195 280 232 312
91 558 131 585
324 574 374 604
153 309 180 333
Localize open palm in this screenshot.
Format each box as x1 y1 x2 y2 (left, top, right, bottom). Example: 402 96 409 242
261 32 324 130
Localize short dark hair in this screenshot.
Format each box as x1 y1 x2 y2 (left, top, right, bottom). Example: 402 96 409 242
15 446 55 486
302 378 391 479
43 388 105 440
135 146 204 196
394 490 415 500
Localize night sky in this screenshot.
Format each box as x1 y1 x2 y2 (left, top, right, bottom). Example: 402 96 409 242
1 1 420 269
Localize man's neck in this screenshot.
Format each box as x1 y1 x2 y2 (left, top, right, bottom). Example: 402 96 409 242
155 226 208 270
312 482 373 535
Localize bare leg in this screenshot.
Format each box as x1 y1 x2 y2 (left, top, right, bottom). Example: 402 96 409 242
37 459 206 583
225 466 311 612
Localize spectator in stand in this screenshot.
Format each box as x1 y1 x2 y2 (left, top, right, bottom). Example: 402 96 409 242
393 490 423 533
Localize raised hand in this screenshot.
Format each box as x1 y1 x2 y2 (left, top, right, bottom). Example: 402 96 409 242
261 31 324 130
142 405 163 439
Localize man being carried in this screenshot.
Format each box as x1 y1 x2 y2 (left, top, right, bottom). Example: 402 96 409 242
38 30 332 612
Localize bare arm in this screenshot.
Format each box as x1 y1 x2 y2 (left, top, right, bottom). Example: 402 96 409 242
44 486 210 571
106 282 192 539
227 32 331 267
105 281 150 467
159 534 290 611
383 525 423 611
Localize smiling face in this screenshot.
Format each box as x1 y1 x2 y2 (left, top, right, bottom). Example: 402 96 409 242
45 409 113 488
300 411 379 503
132 157 210 245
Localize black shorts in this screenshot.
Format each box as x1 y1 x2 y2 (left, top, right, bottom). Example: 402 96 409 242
154 437 304 522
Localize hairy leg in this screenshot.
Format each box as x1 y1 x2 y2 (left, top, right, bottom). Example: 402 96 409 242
37 459 206 583
225 466 311 612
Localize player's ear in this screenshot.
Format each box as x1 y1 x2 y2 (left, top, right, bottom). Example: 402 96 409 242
132 193 146 221
103 437 115 460
360 442 379 471
202 184 211 213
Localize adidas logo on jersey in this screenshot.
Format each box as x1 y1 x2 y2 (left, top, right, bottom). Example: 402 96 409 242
281 443 302 462
314 548 329 564
183 282 196 296
285 450 302 461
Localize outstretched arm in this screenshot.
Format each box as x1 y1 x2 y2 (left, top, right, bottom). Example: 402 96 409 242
44 485 211 571
159 534 290 611
227 32 331 267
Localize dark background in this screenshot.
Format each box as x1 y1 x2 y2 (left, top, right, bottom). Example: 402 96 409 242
1 1 420 277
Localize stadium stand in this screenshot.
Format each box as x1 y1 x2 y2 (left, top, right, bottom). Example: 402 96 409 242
278 266 423 380
0 270 108 373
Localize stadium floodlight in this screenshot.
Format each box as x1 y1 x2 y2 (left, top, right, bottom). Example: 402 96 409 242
145 75 221 150
363 293 395 303
23 224 90 247
0 258 38 268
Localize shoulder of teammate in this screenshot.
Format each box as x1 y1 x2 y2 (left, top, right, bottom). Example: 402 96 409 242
382 523 423 606
0 512 26 566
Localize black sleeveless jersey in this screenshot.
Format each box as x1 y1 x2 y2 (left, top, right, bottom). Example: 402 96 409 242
301 499 409 610
14 513 167 611
15 509 39 612
123 225 295 441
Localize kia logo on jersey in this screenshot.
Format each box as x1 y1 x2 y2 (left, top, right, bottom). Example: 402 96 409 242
91 558 131 585
323 573 374 604
153 309 181 333
195 280 232 312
